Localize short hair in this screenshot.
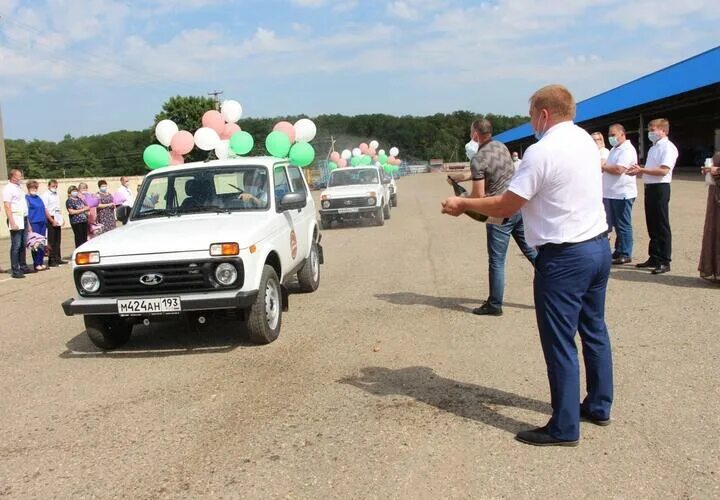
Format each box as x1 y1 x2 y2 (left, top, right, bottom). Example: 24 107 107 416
470 119 493 136
67 185 77 194
78 182 88 190
530 84 576 120
609 123 626 135
98 179 107 188
591 132 606 146
26 180 39 190
48 179 58 186
8 168 22 180
649 118 670 134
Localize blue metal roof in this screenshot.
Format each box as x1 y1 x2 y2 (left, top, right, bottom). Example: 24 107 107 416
495 45 720 144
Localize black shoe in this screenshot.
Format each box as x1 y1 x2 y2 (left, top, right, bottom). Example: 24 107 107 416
651 264 671 275
635 259 657 268
11 273 25 279
48 263 59 268
472 302 503 316
59 260 69 265
515 426 579 447
580 406 611 426
612 256 632 265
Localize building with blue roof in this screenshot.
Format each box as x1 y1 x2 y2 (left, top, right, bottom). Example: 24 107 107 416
496 46 720 167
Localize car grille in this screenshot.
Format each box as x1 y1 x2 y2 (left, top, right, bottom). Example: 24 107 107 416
75 260 243 297
327 197 371 209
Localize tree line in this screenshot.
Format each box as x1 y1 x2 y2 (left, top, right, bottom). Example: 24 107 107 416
6 95 528 179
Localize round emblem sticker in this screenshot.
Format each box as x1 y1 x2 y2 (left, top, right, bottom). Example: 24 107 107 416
290 230 298 259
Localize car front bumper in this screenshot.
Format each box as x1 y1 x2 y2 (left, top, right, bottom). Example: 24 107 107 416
319 206 379 216
62 289 259 317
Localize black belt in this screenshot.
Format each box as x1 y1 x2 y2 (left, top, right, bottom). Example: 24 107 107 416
537 233 606 251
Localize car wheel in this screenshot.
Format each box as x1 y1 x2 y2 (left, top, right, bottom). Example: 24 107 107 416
297 241 321 292
391 194 398 207
84 315 132 350
246 265 282 344
383 200 391 220
375 206 385 226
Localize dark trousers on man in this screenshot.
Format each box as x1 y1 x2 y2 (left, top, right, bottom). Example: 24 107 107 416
533 236 613 441
644 183 672 266
485 212 537 308
9 220 29 277
47 223 62 265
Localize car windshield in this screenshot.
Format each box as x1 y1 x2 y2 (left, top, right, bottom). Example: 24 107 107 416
132 165 270 219
329 168 379 187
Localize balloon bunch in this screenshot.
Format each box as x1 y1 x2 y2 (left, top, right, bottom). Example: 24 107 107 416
327 140 401 174
143 99 254 170
265 118 317 167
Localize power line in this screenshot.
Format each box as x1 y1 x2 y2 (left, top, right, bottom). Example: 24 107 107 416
208 90 223 111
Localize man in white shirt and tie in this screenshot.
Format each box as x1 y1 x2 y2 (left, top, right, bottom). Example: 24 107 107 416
41 179 66 267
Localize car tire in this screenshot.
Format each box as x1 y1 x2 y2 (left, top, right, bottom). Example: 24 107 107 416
383 200 391 220
391 194 398 207
297 241 321 292
246 265 282 344
375 206 385 226
84 315 132 350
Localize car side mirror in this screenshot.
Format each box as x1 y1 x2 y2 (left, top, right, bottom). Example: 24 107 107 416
382 176 391 184
278 192 307 211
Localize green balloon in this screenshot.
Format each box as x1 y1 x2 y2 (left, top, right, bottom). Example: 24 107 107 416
230 131 254 155
350 156 361 166
378 153 388 164
265 130 292 158
143 144 170 170
383 164 392 174
392 165 400 173
289 142 315 167
360 155 372 165
327 161 338 171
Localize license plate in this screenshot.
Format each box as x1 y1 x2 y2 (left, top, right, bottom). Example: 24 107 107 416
338 208 359 213
117 297 181 315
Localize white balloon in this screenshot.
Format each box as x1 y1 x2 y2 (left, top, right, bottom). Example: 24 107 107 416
194 127 220 152
294 118 317 143
341 149 352 160
369 140 379 150
215 139 231 160
220 100 243 123
352 147 361 158
378 149 385 156
389 147 399 157
155 119 179 148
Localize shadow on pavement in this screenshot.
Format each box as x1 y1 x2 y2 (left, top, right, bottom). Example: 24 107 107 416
375 292 534 313
339 366 550 435
610 269 718 288
60 319 252 359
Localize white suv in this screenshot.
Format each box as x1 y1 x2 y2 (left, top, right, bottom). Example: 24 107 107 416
318 167 392 228
62 157 323 349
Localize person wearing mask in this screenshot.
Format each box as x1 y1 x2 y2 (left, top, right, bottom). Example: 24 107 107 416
441 85 613 446
627 118 679 274
41 179 65 267
95 180 117 234
115 176 135 224
601 124 638 265
25 180 52 271
699 152 720 282
512 152 521 169
66 185 90 248
592 132 610 167
77 182 98 239
2 169 31 278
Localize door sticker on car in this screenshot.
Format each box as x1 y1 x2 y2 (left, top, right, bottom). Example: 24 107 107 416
290 230 298 259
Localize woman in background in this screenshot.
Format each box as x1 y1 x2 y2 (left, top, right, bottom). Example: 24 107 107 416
95 179 117 234
699 152 720 282
66 185 90 248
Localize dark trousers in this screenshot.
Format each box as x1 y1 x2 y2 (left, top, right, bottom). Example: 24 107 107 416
29 219 47 267
485 212 537 308
644 183 672 265
603 198 635 259
533 236 613 441
9 224 28 276
71 222 88 248
47 224 62 264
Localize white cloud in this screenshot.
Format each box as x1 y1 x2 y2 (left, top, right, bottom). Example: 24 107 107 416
332 0 358 12
387 1 419 20
290 0 325 6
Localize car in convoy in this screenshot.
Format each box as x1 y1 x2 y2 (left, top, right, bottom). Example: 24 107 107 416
318 167 392 228
62 157 323 349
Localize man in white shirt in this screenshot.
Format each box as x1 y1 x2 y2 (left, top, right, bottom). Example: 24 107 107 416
41 179 66 267
442 85 613 446
115 176 136 224
627 118 679 274
602 124 638 265
2 169 31 278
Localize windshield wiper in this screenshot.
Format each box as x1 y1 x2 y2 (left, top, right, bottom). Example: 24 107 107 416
177 205 231 215
136 208 178 218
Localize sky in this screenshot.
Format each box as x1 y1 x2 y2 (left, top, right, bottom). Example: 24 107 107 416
1 0 719 141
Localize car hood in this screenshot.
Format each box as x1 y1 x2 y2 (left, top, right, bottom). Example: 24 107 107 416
322 184 381 197
77 212 273 257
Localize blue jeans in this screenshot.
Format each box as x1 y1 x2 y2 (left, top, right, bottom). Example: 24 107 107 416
29 219 47 267
534 236 613 441
9 222 28 276
603 198 634 258
485 212 537 308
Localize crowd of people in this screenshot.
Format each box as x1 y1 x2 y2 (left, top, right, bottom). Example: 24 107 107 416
2 173 136 278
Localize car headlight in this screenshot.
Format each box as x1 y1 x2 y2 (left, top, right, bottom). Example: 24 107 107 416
79 271 100 293
322 200 330 209
367 197 376 206
215 263 238 286
75 251 100 265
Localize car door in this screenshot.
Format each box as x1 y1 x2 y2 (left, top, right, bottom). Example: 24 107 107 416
273 165 300 274
286 165 311 259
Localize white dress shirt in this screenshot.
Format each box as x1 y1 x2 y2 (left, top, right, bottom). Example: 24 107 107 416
117 184 136 207
2 182 28 229
41 189 63 225
603 139 638 200
644 137 678 184
508 121 608 248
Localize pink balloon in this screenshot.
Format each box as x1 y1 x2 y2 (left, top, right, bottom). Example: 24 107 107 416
170 130 194 155
338 158 347 168
221 123 241 140
359 143 369 154
170 152 185 165
273 121 296 143
112 191 128 205
202 110 225 135
368 147 376 157
372 155 378 161
388 155 396 163
330 151 341 162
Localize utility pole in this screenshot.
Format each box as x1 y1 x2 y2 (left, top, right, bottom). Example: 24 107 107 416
208 90 223 111
0 103 7 180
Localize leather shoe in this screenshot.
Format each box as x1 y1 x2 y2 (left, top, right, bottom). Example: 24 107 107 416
515 426 578 447
580 406 611 426
612 256 632 265
651 264 671 275
635 259 657 268
11 273 25 279
472 302 503 316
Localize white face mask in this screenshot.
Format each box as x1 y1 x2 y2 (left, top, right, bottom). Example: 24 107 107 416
50 187 57 193
71 191 79 197
648 131 661 143
608 136 619 148
465 140 479 160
